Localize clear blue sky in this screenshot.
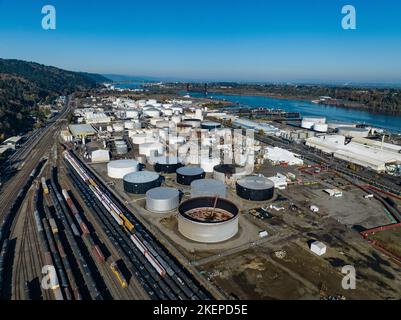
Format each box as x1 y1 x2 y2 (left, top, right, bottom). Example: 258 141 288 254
0 0 401 83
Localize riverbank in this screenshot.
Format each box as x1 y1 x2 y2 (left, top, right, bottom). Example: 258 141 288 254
203 88 401 116
186 91 401 133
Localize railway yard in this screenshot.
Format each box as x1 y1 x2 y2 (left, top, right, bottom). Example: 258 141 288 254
1 92 401 301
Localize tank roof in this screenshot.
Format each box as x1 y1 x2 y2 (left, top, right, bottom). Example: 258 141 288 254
237 175 274 190
154 156 181 165
108 159 138 168
176 166 204 176
123 170 159 183
146 187 179 200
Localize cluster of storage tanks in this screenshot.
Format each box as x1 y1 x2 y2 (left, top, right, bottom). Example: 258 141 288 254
101 99 277 244
301 117 328 133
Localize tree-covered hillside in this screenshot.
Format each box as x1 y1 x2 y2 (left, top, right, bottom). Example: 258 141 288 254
0 58 109 141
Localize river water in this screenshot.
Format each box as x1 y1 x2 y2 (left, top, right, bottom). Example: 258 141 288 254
186 92 401 133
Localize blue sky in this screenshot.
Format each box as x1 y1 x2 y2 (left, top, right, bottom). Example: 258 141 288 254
0 0 401 82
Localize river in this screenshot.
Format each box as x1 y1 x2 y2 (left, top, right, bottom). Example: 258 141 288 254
186 92 401 134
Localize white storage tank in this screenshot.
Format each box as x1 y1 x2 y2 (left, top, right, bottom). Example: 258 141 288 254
301 120 315 129
107 159 139 179
150 117 164 126
131 133 157 145
337 127 370 138
113 123 125 132
191 179 226 198
146 187 180 213
91 149 110 163
313 123 328 132
156 120 173 129
303 116 326 124
126 109 139 119
144 108 161 118
139 142 165 157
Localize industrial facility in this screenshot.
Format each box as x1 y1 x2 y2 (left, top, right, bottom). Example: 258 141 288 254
177 197 239 243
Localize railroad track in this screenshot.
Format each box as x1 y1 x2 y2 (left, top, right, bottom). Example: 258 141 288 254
11 189 46 300
65 150 212 300
58 169 147 299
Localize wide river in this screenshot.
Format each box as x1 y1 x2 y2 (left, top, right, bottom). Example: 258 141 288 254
186 92 401 133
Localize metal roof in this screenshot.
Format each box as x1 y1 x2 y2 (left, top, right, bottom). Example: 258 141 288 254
146 187 179 200
108 159 138 168
155 156 182 165
123 171 160 183
176 166 204 176
237 175 274 190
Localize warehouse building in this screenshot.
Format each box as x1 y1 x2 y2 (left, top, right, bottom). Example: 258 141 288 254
264 146 304 166
306 135 401 173
69 124 96 138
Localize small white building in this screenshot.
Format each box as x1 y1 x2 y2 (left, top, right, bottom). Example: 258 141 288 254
91 149 110 163
310 241 327 256
268 173 288 190
259 230 269 238
310 205 319 213
324 189 343 197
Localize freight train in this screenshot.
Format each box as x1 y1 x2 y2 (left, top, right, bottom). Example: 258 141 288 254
64 151 168 277
63 150 211 300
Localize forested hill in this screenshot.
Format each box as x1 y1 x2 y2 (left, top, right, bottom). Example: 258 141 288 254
0 58 109 141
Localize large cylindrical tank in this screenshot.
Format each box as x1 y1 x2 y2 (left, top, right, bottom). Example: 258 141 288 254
125 109 139 119
123 171 162 194
183 119 201 128
143 108 161 118
178 197 239 243
154 156 183 173
155 120 174 129
176 166 205 185
191 179 226 198
303 116 326 124
107 159 139 179
146 187 180 213
113 123 125 132
139 142 165 157
213 164 248 186
338 127 370 138
201 121 221 130
236 175 275 201
313 123 328 132
301 120 315 129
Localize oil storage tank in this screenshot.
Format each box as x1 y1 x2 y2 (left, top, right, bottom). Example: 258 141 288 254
236 175 274 201
176 166 205 185
201 121 221 130
146 187 180 213
213 164 247 186
123 171 162 194
178 196 239 243
154 156 183 173
191 179 226 198
139 142 164 157
107 159 139 179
